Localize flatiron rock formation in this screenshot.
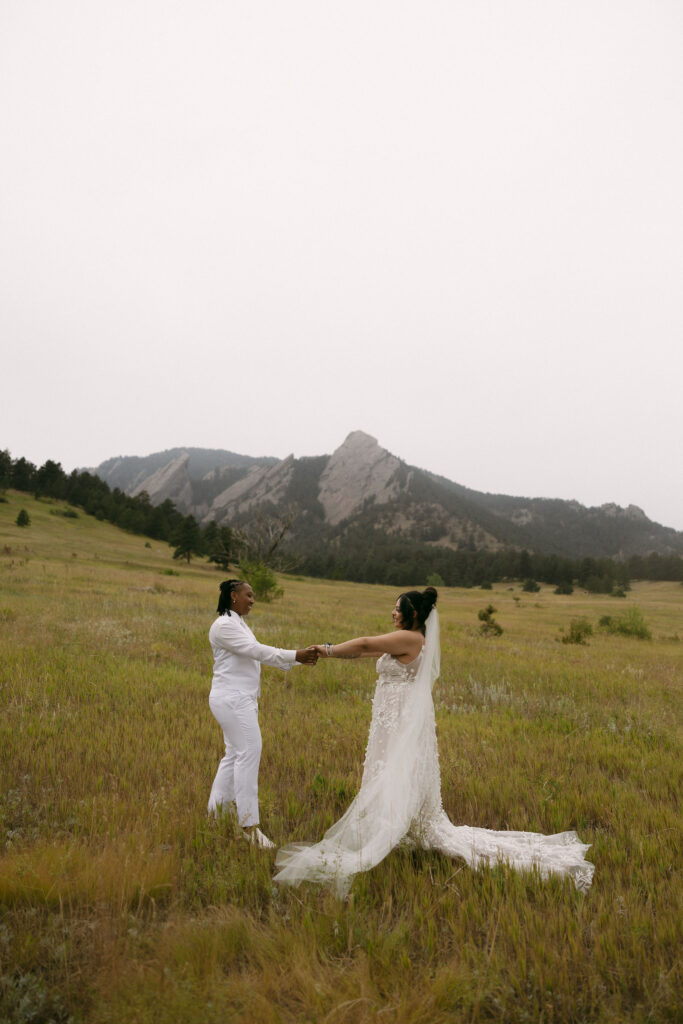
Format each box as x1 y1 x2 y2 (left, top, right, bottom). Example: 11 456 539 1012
318 431 402 525
89 433 683 558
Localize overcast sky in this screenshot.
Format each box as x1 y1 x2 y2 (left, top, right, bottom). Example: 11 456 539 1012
2 1 682 530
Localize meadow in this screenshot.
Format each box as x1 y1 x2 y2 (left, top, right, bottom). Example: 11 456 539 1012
0 492 681 1023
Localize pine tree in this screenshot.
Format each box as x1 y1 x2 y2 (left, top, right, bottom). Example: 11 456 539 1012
172 515 201 564
206 525 236 571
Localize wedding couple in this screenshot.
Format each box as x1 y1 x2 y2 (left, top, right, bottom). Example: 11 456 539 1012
208 579 594 893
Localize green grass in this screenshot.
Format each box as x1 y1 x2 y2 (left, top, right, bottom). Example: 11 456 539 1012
0 491 681 1022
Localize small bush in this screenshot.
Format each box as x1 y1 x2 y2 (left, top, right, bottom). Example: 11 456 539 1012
426 572 445 587
240 560 283 602
480 581 493 590
522 578 540 593
144 541 152 548
15 509 30 527
478 604 503 636
0 971 72 1024
560 617 593 645
49 507 79 519
160 568 180 577
611 586 627 598
600 606 652 640
554 582 574 595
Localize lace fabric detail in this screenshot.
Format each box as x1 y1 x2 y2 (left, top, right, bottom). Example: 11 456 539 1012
363 652 424 780
274 615 594 895
376 650 423 684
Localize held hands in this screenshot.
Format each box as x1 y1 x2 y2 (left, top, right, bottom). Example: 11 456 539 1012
307 644 332 658
295 648 319 666
296 643 334 665
295 643 335 665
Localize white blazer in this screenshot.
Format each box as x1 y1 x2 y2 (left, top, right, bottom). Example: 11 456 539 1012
209 612 296 697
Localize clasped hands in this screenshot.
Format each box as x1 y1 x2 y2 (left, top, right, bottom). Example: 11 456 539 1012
295 646 318 665
294 643 333 666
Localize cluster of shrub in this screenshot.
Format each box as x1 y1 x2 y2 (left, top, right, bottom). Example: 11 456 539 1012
560 607 653 644
3 449 683 589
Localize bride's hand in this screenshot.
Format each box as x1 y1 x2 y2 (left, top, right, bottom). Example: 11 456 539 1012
308 644 329 658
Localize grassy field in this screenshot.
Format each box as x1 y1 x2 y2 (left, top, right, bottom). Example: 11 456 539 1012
0 491 681 1023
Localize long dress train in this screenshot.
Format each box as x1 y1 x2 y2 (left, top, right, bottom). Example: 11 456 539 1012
274 611 594 896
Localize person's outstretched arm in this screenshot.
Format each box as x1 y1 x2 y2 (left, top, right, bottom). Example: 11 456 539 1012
309 630 421 661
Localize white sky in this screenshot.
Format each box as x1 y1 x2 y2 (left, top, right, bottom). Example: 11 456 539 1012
2 1 682 529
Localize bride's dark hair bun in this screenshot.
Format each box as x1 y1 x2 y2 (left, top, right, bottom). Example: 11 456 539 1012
397 586 438 633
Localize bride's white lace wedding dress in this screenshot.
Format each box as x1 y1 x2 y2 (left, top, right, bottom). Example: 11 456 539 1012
274 611 594 896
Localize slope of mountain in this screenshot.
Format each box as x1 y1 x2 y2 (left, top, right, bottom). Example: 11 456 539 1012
90 447 277 520
90 434 683 559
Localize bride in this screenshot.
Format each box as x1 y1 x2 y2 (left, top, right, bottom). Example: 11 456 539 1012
274 587 594 896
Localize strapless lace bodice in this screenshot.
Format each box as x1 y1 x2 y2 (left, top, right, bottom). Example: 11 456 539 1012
363 651 426 783
375 649 424 685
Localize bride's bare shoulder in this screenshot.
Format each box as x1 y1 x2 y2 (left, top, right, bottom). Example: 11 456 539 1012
367 629 423 659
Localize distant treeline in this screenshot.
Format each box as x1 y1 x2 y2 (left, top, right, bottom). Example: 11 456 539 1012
2 450 682 586
288 529 683 589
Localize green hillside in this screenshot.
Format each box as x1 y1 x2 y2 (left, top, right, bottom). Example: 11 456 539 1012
1 494 681 1023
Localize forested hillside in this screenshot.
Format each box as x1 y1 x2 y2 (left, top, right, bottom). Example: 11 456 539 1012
2 446 682 588
86 432 683 562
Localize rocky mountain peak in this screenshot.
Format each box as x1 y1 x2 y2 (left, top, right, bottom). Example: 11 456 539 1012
208 454 296 520
89 434 683 558
339 430 381 449
600 502 648 521
318 431 402 525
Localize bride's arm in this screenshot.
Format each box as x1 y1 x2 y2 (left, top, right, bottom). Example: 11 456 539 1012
311 630 420 660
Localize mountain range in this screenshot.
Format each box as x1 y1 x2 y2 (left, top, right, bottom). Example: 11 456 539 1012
90 432 683 560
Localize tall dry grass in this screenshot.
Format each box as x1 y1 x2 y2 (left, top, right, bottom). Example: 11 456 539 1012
0 491 681 1022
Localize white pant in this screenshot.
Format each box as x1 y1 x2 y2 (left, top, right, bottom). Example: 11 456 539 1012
208 691 262 827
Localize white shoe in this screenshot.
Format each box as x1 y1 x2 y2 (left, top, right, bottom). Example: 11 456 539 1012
242 827 276 849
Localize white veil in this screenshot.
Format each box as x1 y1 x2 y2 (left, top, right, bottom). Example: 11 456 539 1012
273 609 441 896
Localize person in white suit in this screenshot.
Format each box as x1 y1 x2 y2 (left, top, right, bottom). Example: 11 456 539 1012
208 578 318 848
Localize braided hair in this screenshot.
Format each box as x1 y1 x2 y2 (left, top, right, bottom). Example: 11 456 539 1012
217 579 246 615
396 586 438 635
